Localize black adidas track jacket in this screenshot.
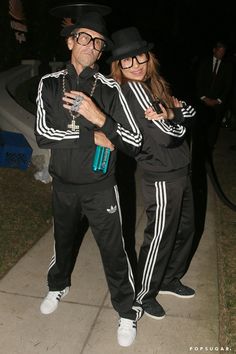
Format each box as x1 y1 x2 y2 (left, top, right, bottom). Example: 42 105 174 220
35 63 142 191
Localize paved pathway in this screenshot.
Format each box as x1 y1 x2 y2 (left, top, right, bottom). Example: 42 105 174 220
0 170 219 353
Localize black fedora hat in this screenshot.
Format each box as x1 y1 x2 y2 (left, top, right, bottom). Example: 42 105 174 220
107 27 154 63
60 11 113 50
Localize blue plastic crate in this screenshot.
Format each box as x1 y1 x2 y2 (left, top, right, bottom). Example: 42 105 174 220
0 131 32 170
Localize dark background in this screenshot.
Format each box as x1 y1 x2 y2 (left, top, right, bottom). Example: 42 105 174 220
1 0 236 98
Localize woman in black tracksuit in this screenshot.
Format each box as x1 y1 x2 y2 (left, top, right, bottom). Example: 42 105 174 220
109 27 196 319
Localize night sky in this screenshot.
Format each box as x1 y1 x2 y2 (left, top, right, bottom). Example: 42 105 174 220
46 0 236 51
1 0 236 98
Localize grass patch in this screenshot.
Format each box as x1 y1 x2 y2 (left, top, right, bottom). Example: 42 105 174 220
0 164 52 278
213 128 236 352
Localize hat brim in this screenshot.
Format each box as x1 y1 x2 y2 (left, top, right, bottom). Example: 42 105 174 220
49 3 112 20
107 43 154 63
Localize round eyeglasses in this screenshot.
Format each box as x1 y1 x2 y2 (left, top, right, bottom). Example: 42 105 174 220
119 53 149 69
72 31 106 52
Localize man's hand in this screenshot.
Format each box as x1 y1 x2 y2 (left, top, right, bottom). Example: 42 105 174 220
203 97 219 107
63 91 106 127
94 131 115 151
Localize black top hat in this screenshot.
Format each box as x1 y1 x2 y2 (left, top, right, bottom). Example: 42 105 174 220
49 3 112 19
107 27 154 63
60 11 113 51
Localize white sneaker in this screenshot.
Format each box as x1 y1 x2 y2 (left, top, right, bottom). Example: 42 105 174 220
117 318 137 347
40 287 69 315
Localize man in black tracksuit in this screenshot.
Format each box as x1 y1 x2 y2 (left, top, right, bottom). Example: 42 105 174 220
35 12 142 347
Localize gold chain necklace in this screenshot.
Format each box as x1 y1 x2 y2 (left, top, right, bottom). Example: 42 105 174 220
62 69 98 132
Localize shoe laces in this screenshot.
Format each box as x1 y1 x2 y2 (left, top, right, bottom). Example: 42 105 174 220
47 290 65 302
119 318 136 331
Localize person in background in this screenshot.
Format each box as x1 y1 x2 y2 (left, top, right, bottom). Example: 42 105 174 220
108 26 196 320
194 40 233 151
35 13 143 347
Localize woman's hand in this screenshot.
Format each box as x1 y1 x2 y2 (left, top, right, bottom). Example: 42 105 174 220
94 131 115 151
172 96 183 108
144 103 167 120
144 97 183 121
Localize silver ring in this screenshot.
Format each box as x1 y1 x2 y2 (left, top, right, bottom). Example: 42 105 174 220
71 95 83 112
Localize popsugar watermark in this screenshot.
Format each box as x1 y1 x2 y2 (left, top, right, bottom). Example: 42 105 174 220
189 346 231 352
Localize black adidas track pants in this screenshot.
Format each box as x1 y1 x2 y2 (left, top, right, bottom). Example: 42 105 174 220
136 174 195 304
47 184 140 320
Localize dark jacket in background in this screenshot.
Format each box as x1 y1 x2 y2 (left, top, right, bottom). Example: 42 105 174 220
196 55 233 106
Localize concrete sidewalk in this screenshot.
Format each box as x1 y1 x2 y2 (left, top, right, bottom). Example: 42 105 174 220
0 170 219 354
